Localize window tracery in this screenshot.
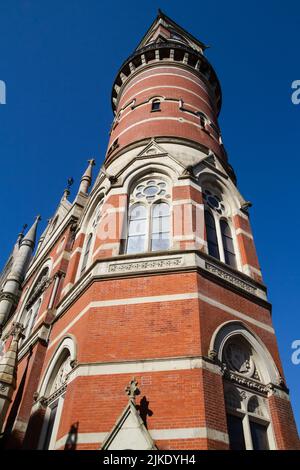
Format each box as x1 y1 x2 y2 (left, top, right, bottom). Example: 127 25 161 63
126 177 171 254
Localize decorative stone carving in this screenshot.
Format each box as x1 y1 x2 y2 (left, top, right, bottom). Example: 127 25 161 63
239 389 247 400
203 189 225 215
275 376 286 388
208 349 217 361
205 262 257 294
70 359 78 369
130 178 170 204
11 322 25 341
125 377 140 402
0 383 8 393
247 395 264 416
226 371 268 394
39 395 48 407
145 147 159 155
49 356 72 397
109 257 183 273
25 274 52 309
224 341 254 377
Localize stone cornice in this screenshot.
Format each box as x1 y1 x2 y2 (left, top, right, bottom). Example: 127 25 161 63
111 43 222 115
105 135 228 170
54 250 270 323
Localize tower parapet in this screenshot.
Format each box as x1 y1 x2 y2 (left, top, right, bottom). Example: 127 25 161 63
106 11 226 169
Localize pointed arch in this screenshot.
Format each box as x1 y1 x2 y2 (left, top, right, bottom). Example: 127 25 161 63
37 335 76 450
37 335 77 398
17 260 52 342
211 321 278 450
80 189 106 232
77 192 106 279
209 321 280 384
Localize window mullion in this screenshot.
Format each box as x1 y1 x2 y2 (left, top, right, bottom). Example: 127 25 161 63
148 204 152 251
243 415 254 450
215 215 225 262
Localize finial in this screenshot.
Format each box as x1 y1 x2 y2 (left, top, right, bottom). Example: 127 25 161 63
17 223 28 245
241 201 252 211
125 377 140 401
87 158 96 167
21 224 28 235
62 177 74 200
67 177 74 190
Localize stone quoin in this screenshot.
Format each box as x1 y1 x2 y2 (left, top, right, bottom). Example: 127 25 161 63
0 10 299 450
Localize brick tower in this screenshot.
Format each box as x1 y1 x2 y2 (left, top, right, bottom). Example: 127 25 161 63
0 11 299 450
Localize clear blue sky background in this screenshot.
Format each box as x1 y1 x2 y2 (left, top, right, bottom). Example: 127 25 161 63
0 0 299 433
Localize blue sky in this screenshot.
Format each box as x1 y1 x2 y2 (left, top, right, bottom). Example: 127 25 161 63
0 0 299 432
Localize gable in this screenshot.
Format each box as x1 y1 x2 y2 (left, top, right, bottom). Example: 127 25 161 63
101 401 156 450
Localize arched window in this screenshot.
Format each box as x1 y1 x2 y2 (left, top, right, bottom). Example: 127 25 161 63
79 198 104 278
220 220 236 268
23 298 42 341
126 177 171 254
20 267 49 344
151 202 170 251
40 351 72 449
127 204 147 254
151 100 161 112
80 233 92 275
203 189 237 269
36 337 76 450
205 210 220 260
222 337 273 450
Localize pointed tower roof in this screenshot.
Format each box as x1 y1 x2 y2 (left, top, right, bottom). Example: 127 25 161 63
0 225 28 290
111 10 221 115
21 215 41 249
15 224 28 250
136 10 208 53
78 159 96 195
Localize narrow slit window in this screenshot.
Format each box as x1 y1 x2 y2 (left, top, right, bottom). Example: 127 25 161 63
205 210 220 260
81 233 93 275
151 202 170 252
220 220 236 268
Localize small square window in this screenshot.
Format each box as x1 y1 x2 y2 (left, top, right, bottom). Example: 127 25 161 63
151 100 161 112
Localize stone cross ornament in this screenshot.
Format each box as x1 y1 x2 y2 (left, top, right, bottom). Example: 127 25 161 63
125 377 140 401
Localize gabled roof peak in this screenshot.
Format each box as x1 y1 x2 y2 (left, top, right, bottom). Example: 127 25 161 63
136 10 208 54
